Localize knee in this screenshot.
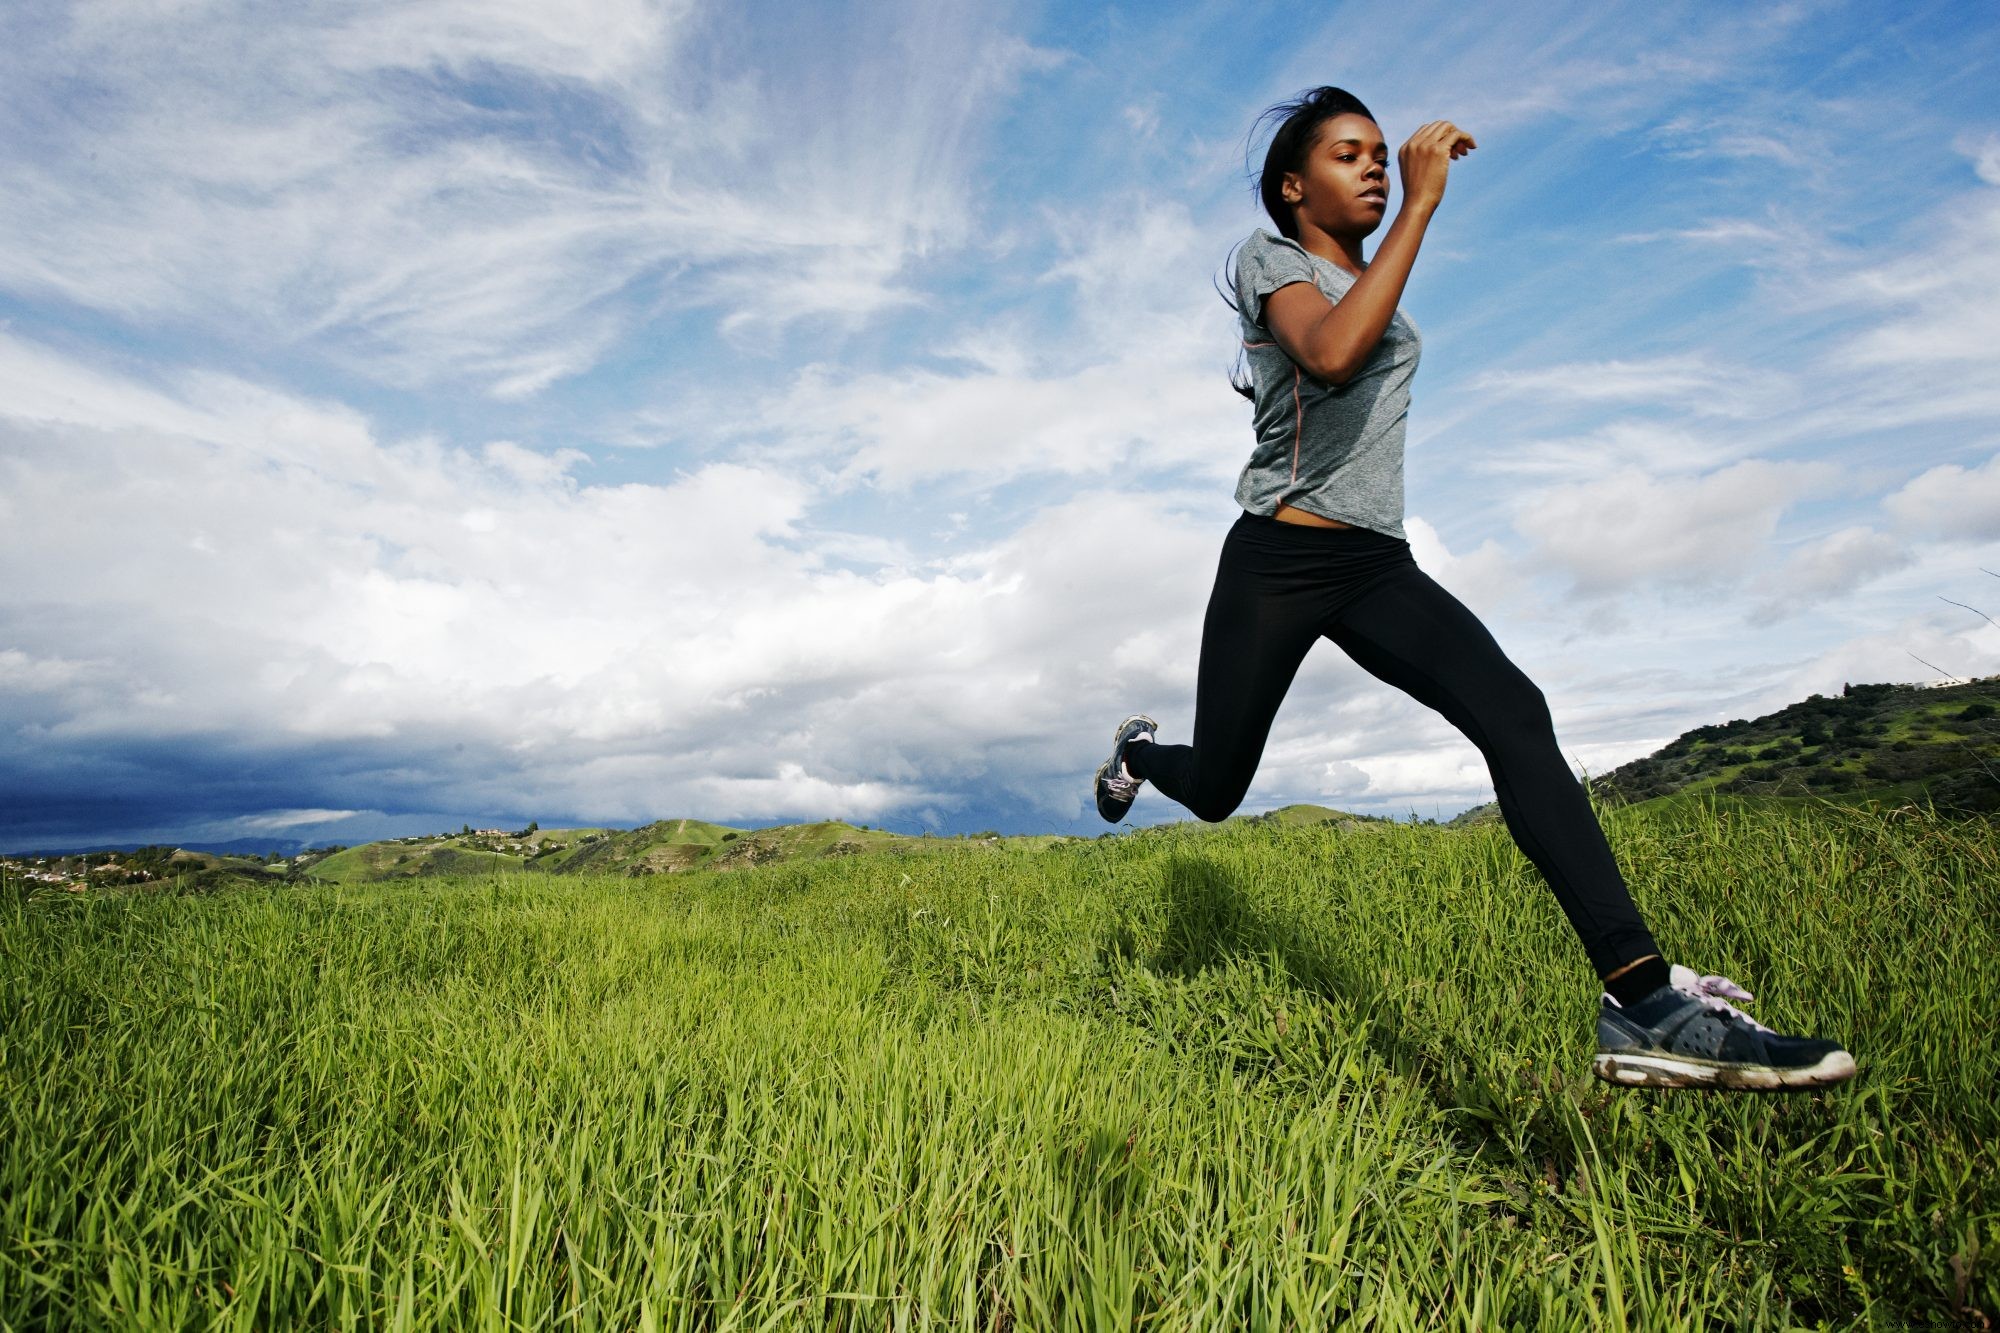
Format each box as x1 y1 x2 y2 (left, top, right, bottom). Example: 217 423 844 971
1189 785 1248 824
1468 675 1556 757
1499 672 1554 734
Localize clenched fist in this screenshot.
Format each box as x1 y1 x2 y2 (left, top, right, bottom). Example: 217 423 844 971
1399 121 1477 212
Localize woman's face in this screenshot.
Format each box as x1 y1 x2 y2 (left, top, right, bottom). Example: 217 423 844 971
1282 113 1389 236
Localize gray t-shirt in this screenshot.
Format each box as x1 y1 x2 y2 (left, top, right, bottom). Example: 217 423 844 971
1231 228 1421 539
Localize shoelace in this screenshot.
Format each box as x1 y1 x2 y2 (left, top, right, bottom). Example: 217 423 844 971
1670 965 1776 1035
1102 731 1154 800
1102 770 1141 800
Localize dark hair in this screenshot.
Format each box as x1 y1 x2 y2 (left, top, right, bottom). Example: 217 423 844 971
1217 86 1378 399
1249 86 1376 240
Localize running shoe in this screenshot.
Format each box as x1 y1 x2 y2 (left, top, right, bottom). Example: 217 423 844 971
1593 963 1855 1090
1093 713 1157 823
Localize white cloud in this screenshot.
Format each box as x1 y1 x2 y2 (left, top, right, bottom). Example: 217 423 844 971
0 649 113 694
1611 214 1845 267
688 763 939 823
1749 525 1916 622
1269 2 1804 145
1884 450 2000 543
0 331 1251 829
0 0 1060 394
1820 191 2000 375
715 199 1259 494
1969 131 2000 188
1773 615 2000 698
233 808 363 831
1402 515 1523 619
1463 354 1785 421
1511 458 1841 597
1321 748 1488 806
1467 418 1760 484
738 354 1250 494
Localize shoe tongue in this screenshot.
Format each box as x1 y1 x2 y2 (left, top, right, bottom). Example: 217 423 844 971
1668 963 1774 1034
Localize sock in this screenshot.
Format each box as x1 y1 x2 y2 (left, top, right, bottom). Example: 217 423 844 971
1122 738 1152 780
1603 955 1670 1008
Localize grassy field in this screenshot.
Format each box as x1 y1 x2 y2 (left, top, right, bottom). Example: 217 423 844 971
3 794 1994 1330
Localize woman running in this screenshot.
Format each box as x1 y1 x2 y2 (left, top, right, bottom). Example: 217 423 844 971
1092 86 1855 1091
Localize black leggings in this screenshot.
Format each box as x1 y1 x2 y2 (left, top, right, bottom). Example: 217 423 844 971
1124 509 1660 979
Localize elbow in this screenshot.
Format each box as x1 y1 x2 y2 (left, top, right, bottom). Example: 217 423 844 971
1302 338 1352 385
1290 313 1354 384
1309 354 1352 386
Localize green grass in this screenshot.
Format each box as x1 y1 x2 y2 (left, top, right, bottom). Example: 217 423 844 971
3 794 1994 1329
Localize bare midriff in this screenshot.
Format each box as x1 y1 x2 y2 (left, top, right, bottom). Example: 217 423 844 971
1273 501 1357 529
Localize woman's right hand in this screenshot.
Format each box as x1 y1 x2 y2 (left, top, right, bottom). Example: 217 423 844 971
1398 121 1476 212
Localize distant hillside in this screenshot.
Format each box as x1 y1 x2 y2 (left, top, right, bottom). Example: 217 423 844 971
1228 802 1394 831
0 844 290 894
1448 675 2000 827
288 804 1403 885
295 819 1029 885
545 818 779 875
6 820 1095 894
306 839 524 884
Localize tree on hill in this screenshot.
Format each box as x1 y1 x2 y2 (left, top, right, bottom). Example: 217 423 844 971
1582 674 1999 813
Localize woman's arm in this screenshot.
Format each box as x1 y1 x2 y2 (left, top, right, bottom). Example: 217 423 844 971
1265 121 1473 385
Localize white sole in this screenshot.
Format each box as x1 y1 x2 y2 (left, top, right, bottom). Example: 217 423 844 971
1592 1048 1856 1090
1112 714 1156 743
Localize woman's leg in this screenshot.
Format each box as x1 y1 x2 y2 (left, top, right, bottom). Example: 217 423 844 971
1324 563 1662 980
1124 525 1324 823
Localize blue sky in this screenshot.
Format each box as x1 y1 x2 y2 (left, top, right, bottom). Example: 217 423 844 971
2 0 1997 850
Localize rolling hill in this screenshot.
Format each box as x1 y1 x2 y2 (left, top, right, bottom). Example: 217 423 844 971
295 805 1406 886
296 819 1004 884
1448 674 2000 827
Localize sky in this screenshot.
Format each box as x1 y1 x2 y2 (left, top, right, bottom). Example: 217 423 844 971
3 0 1998 851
